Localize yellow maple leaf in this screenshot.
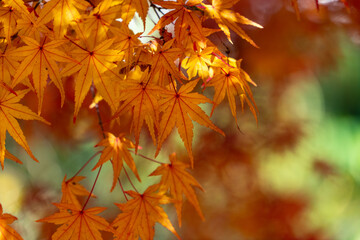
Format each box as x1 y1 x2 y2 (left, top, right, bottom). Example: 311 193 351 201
36 0 90 39
181 43 215 80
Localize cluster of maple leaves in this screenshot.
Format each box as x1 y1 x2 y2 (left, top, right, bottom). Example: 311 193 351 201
0 0 261 238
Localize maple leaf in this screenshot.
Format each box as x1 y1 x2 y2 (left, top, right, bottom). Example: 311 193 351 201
0 45 20 94
37 203 114 240
0 203 23 240
0 5 22 43
93 132 141 191
181 43 215 80
16 11 52 39
109 25 142 67
112 67 163 152
201 0 262 46
208 58 258 125
3 150 22 166
2 0 36 26
112 184 180 240
120 0 149 28
156 79 224 167
36 0 90 38
149 0 204 42
150 152 204 226
12 37 76 114
147 39 187 86
83 0 122 47
0 88 49 169
61 175 95 209
61 38 123 121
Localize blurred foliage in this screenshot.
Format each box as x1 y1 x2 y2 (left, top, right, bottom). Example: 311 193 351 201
2 0 360 239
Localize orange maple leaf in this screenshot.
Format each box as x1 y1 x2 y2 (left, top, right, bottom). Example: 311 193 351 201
4 150 22 165
12 37 76 114
156 79 224 166
201 0 262 46
0 203 23 240
83 0 122 47
208 58 258 125
37 203 114 240
112 67 163 151
149 0 204 41
0 88 49 169
2 0 36 26
93 132 141 191
147 39 187 87
112 185 180 240
120 0 149 28
150 152 204 226
0 45 19 94
61 38 123 122
61 175 95 209
0 5 21 43
110 25 142 67
16 10 51 40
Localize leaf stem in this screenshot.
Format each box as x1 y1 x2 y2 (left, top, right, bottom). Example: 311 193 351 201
64 35 88 52
2 44 8 54
68 151 102 182
85 0 95 8
117 177 129 201
168 73 177 93
150 2 164 20
123 167 139 193
91 83 106 139
82 165 102 211
130 150 164 165
80 81 106 210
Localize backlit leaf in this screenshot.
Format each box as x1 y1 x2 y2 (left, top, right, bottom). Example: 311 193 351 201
37 203 114 240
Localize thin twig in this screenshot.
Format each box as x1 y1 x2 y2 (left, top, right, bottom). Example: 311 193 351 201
118 178 129 201
123 167 139 193
150 2 162 20
68 151 102 182
64 35 88 52
81 82 107 210
129 150 164 165
90 83 106 139
82 165 102 211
